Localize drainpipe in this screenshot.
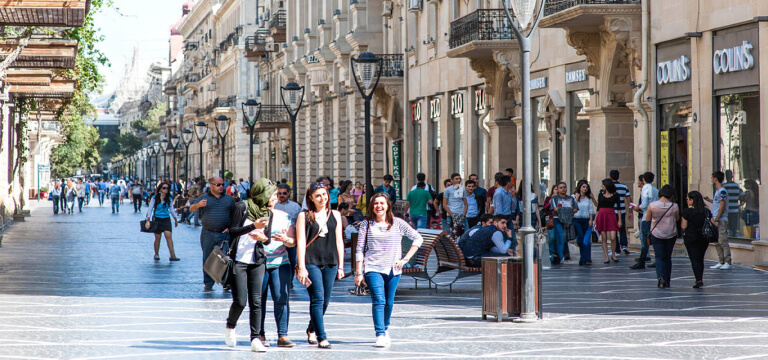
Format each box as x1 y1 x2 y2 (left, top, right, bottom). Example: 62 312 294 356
479 109 491 186
634 0 650 172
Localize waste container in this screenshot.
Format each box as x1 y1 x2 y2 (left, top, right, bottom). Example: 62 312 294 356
481 256 542 321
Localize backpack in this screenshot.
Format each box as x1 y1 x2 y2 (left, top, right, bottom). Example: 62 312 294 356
702 209 718 243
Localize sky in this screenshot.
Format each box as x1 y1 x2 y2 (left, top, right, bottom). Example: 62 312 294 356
93 0 189 98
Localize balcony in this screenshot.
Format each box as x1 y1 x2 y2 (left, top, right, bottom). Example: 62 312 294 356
245 31 277 61
241 105 290 132
185 73 201 90
540 0 641 29
0 39 78 69
270 10 286 43
447 9 518 59
0 0 91 27
379 54 404 77
214 96 237 113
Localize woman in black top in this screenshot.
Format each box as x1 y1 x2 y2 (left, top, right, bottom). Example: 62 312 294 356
295 184 344 349
681 191 708 288
595 179 622 263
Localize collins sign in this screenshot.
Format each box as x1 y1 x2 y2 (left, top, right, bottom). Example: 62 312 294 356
713 40 754 75
657 55 690 85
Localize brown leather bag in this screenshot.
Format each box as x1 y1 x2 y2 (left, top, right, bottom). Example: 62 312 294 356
546 216 555 230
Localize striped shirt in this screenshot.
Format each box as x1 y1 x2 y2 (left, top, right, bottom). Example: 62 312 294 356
356 218 423 276
722 182 744 213
262 210 293 268
613 181 629 214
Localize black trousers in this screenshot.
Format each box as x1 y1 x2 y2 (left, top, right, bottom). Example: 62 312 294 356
227 261 266 341
132 194 142 212
684 238 709 283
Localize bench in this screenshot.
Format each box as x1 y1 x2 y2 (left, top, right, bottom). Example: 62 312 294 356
400 229 444 289
431 232 482 292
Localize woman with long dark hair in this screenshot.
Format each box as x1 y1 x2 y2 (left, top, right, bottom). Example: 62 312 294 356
338 180 357 210
573 180 596 265
596 178 622 264
681 191 708 288
355 193 423 347
295 184 344 349
647 185 679 288
144 182 179 261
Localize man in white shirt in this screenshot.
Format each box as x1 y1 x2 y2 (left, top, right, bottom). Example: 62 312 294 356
631 172 659 269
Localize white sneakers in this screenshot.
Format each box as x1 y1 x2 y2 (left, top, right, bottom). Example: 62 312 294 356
251 338 267 352
720 263 732 270
224 328 236 347
710 263 723 269
375 331 392 348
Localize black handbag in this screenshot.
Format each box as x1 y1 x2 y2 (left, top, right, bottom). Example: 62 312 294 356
204 245 232 286
702 209 719 243
139 218 157 233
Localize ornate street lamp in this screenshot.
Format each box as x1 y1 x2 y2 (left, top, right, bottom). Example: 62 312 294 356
140 152 147 181
215 115 231 179
160 138 169 180
195 121 209 181
242 98 262 182
280 81 304 202
182 128 194 182
171 134 180 181
504 0 546 323
152 142 160 181
351 51 383 204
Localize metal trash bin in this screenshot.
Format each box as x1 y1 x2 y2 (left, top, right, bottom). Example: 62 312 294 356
481 256 542 321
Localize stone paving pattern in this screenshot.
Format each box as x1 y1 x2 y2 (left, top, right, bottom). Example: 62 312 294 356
1 200 768 359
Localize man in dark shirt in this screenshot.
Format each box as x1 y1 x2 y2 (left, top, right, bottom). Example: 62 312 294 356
374 174 398 203
459 215 515 267
189 176 236 291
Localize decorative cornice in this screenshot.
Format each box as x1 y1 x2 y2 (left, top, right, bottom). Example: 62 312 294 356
540 5 641 28
446 40 519 59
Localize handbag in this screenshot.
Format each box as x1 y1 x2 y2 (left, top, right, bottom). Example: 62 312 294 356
583 224 593 247
647 203 674 246
702 209 719 243
203 245 232 285
139 218 157 233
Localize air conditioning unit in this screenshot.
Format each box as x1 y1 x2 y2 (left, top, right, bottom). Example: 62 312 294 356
409 0 422 11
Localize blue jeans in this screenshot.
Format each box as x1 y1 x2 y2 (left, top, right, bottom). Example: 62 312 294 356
52 196 60 214
305 264 337 341
192 210 200 225
548 221 565 262
98 190 105 205
364 270 401 337
85 192 90 204
573 218 591 263
651 235 676 284
110 196 120 212
411 214 428 229
440 217 450 233
286 246 297 282
200 230 230 288
638 221 651 264
260 264 291 338
77 197 84 211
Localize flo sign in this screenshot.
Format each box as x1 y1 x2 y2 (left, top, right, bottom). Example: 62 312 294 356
713 40 754 74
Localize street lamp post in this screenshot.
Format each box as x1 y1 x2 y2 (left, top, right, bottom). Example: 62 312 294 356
195 121 209 181
140 152 147 181
504 0 546 323
215 115 231 179
280 82 304 202
160 138 169 181
171 134 180 181
152 142 160 182
242 99 262 182
351 52 383 204
182 128 194 182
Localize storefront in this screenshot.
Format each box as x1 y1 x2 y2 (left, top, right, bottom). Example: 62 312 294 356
531 70 551 191
565 62 592 185
429 96 442 183
411 102 423 174
712 25 761 240
450 91 465 177
656 39 693 210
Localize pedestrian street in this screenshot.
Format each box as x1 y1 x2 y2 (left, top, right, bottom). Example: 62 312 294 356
2 202 768 360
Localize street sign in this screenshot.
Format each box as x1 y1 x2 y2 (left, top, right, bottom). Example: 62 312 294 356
280 167 292 173
392 140 402 199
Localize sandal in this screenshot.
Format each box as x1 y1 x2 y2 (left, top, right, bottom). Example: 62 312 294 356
306 330 317 345
169 257 180 261
318 340 331 349
153 254 160 261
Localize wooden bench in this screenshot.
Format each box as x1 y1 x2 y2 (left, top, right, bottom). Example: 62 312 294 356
400 229 444 289
431 232 482 292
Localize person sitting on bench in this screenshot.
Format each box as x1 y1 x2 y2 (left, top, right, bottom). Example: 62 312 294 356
459 215 515 267
457 214 494 244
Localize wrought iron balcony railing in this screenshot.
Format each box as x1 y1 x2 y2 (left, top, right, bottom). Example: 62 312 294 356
242 105 289 127
245 30 270 50
544 0 641 17
379 54 404 77
185 73 201 83
270 10 286 30
449 9 515 49
214 96 237 108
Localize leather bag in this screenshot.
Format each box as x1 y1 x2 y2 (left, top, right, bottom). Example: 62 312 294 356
204 245 232 286
139 218 157 233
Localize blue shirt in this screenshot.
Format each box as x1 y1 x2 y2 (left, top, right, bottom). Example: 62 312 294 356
375 184 397 202
154 201 171 218
98 181 108 191
475 186 487 198
640 184 659 214
492 188 513 215
466 193 479 218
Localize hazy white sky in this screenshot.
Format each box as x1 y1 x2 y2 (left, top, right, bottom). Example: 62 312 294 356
93 0 189 96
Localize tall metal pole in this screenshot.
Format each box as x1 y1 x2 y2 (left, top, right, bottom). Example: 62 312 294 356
198 139 205 182
364 98 372 204
220 134 226 178
172 148 177 181
290 117 297 203
184 144 190 183
249 126 255 182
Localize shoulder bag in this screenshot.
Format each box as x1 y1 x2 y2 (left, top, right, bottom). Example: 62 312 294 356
647 203 674 246
702 209 719 243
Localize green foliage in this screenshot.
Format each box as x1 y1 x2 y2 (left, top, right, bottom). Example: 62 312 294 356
131 103 165 134
102 132 142 161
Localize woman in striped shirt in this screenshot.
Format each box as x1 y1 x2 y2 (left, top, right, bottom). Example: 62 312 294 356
355 193 423 348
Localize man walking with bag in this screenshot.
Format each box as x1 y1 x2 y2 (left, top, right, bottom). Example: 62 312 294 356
189 176 236 291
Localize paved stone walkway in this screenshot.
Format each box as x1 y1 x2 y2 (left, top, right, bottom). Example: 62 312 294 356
1 199 768 359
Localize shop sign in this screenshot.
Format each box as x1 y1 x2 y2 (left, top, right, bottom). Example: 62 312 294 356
657 55 691 85
530 77 547 90
451 93 463 115
713 41 754 75
411 102 422 122
660 131 669 187
474 88 485 112
565 69 587 84
430 98 441 119
391 140 402 199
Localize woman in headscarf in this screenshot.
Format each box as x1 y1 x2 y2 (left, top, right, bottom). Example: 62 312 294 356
224 178 290 352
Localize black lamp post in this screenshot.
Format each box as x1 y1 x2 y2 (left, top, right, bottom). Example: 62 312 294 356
242 99 262 182
142 148 149 181
160 138 169 180
351 51 383 204
195 121 209 181
140 152 147 181
152 142 160 181
280 81 304 202
182 128 194 182
171 134 180 181
215 115 231 179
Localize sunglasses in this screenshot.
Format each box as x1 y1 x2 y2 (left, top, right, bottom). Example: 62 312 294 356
277 192 288 195
310 183 326 190
213 183 224 187
161 187 169 190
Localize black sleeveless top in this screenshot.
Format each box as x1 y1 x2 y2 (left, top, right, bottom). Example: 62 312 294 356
305 211 339 266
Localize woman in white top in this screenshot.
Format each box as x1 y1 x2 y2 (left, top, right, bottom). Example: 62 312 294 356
646 184 679 289
355 193 423 348
572 180 596 265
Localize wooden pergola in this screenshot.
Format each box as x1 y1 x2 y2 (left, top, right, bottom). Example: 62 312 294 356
0 39 78 69
0 0 91 27
9 77 75 99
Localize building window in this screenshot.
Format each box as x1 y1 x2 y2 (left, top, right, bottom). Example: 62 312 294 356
571 91 590 182
717 92 760 239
